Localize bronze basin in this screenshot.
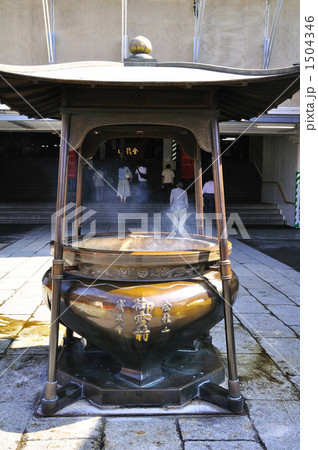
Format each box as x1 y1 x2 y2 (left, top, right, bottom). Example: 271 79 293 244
61 232 232 281
42 233 238 387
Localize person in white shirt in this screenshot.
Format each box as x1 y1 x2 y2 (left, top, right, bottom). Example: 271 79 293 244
135 164 148 203
202 178 215 213
161 164 175 201
169 181 189 235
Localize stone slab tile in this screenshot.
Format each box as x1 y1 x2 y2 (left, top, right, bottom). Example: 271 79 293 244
22 439 100 449
232 240 292 270
0 354 47 402
286 295 300 305
289 325 300 335
0 277 27 290
0 336 12 354
4 268 40 279
247 288 294 306
243 262 299 284
233 296 269 315
179 416 256 441
3 257 50 278
8 321 51 354
0 295 41 315
230 251 257 264
275 268 300 285
237 313 296 338
31 304 51 322
229 264 254 277
184 441 263 450
236 353 298 401
212 323 263 354
0 289 15 301
257 337 300 387
0 257 28 272
15 281 42 295
0 314 28 338
274 282 300 298
266 304 300 326
236 286 250 296
243 263 294 283
247 400 300 450
104 417 182 449
25 417 103 441
236 276 271 290
0 401 34 450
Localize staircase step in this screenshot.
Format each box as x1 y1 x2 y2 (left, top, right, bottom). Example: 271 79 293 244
0 202 286 226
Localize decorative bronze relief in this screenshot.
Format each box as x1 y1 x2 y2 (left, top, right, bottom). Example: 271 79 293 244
81 263 204 281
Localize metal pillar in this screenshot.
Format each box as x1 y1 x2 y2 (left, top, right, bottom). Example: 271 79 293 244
194 144 204 235
203 115 243 412
42 113 73 412
74 146 85 237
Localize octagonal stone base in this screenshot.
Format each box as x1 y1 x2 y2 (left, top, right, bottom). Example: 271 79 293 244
55 338 225 407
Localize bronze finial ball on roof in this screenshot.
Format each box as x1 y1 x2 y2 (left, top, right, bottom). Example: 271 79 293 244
129 36 152 55
125 36 157 65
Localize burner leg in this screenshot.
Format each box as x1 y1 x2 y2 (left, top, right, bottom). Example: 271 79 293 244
209 115 244 412
41 113 71 415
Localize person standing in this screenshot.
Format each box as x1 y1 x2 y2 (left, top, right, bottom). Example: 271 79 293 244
117 161 132 203
169 181 189 235
202 178 215 213
93 169 105 202
161 164 175 201
135 164 148 204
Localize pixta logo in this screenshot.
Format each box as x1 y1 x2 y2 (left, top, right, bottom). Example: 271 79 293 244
51 203 97 246
117 212 250 239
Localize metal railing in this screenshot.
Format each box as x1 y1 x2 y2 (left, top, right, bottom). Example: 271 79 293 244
262 181 295 205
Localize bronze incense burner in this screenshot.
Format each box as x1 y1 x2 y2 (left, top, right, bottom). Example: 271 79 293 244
0 47 298 415
42 233 239 405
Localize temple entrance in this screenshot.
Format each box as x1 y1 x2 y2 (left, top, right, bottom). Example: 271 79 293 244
201 135 262 204
83 137 164 204
0 132 60 203
0 132 262 205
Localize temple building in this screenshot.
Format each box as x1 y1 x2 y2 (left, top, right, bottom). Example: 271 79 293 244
0 0 299 227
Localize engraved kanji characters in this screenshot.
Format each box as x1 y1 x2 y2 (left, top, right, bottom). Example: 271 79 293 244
161 300 172 333
133 297 154 342
114 299 125 334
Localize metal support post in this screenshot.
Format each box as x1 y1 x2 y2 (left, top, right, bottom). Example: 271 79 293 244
202 115 243 412
42 113 71 412
74 146 85 237
194 143 204 235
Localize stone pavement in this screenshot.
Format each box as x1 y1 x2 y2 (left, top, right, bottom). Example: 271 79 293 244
0 225 300 449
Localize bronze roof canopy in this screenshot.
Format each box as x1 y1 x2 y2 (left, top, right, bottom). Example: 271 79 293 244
0 61 299 157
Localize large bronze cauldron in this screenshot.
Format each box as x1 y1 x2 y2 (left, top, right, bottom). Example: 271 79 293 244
42 233 238 404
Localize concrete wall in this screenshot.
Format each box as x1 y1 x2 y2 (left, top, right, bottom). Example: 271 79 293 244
54 0 122 63
0 0 47 65
261 135 300 226
0 0 299 69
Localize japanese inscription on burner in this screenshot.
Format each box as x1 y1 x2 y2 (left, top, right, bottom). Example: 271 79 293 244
133 297 154 342
161 300 172 333
114 299 125 334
